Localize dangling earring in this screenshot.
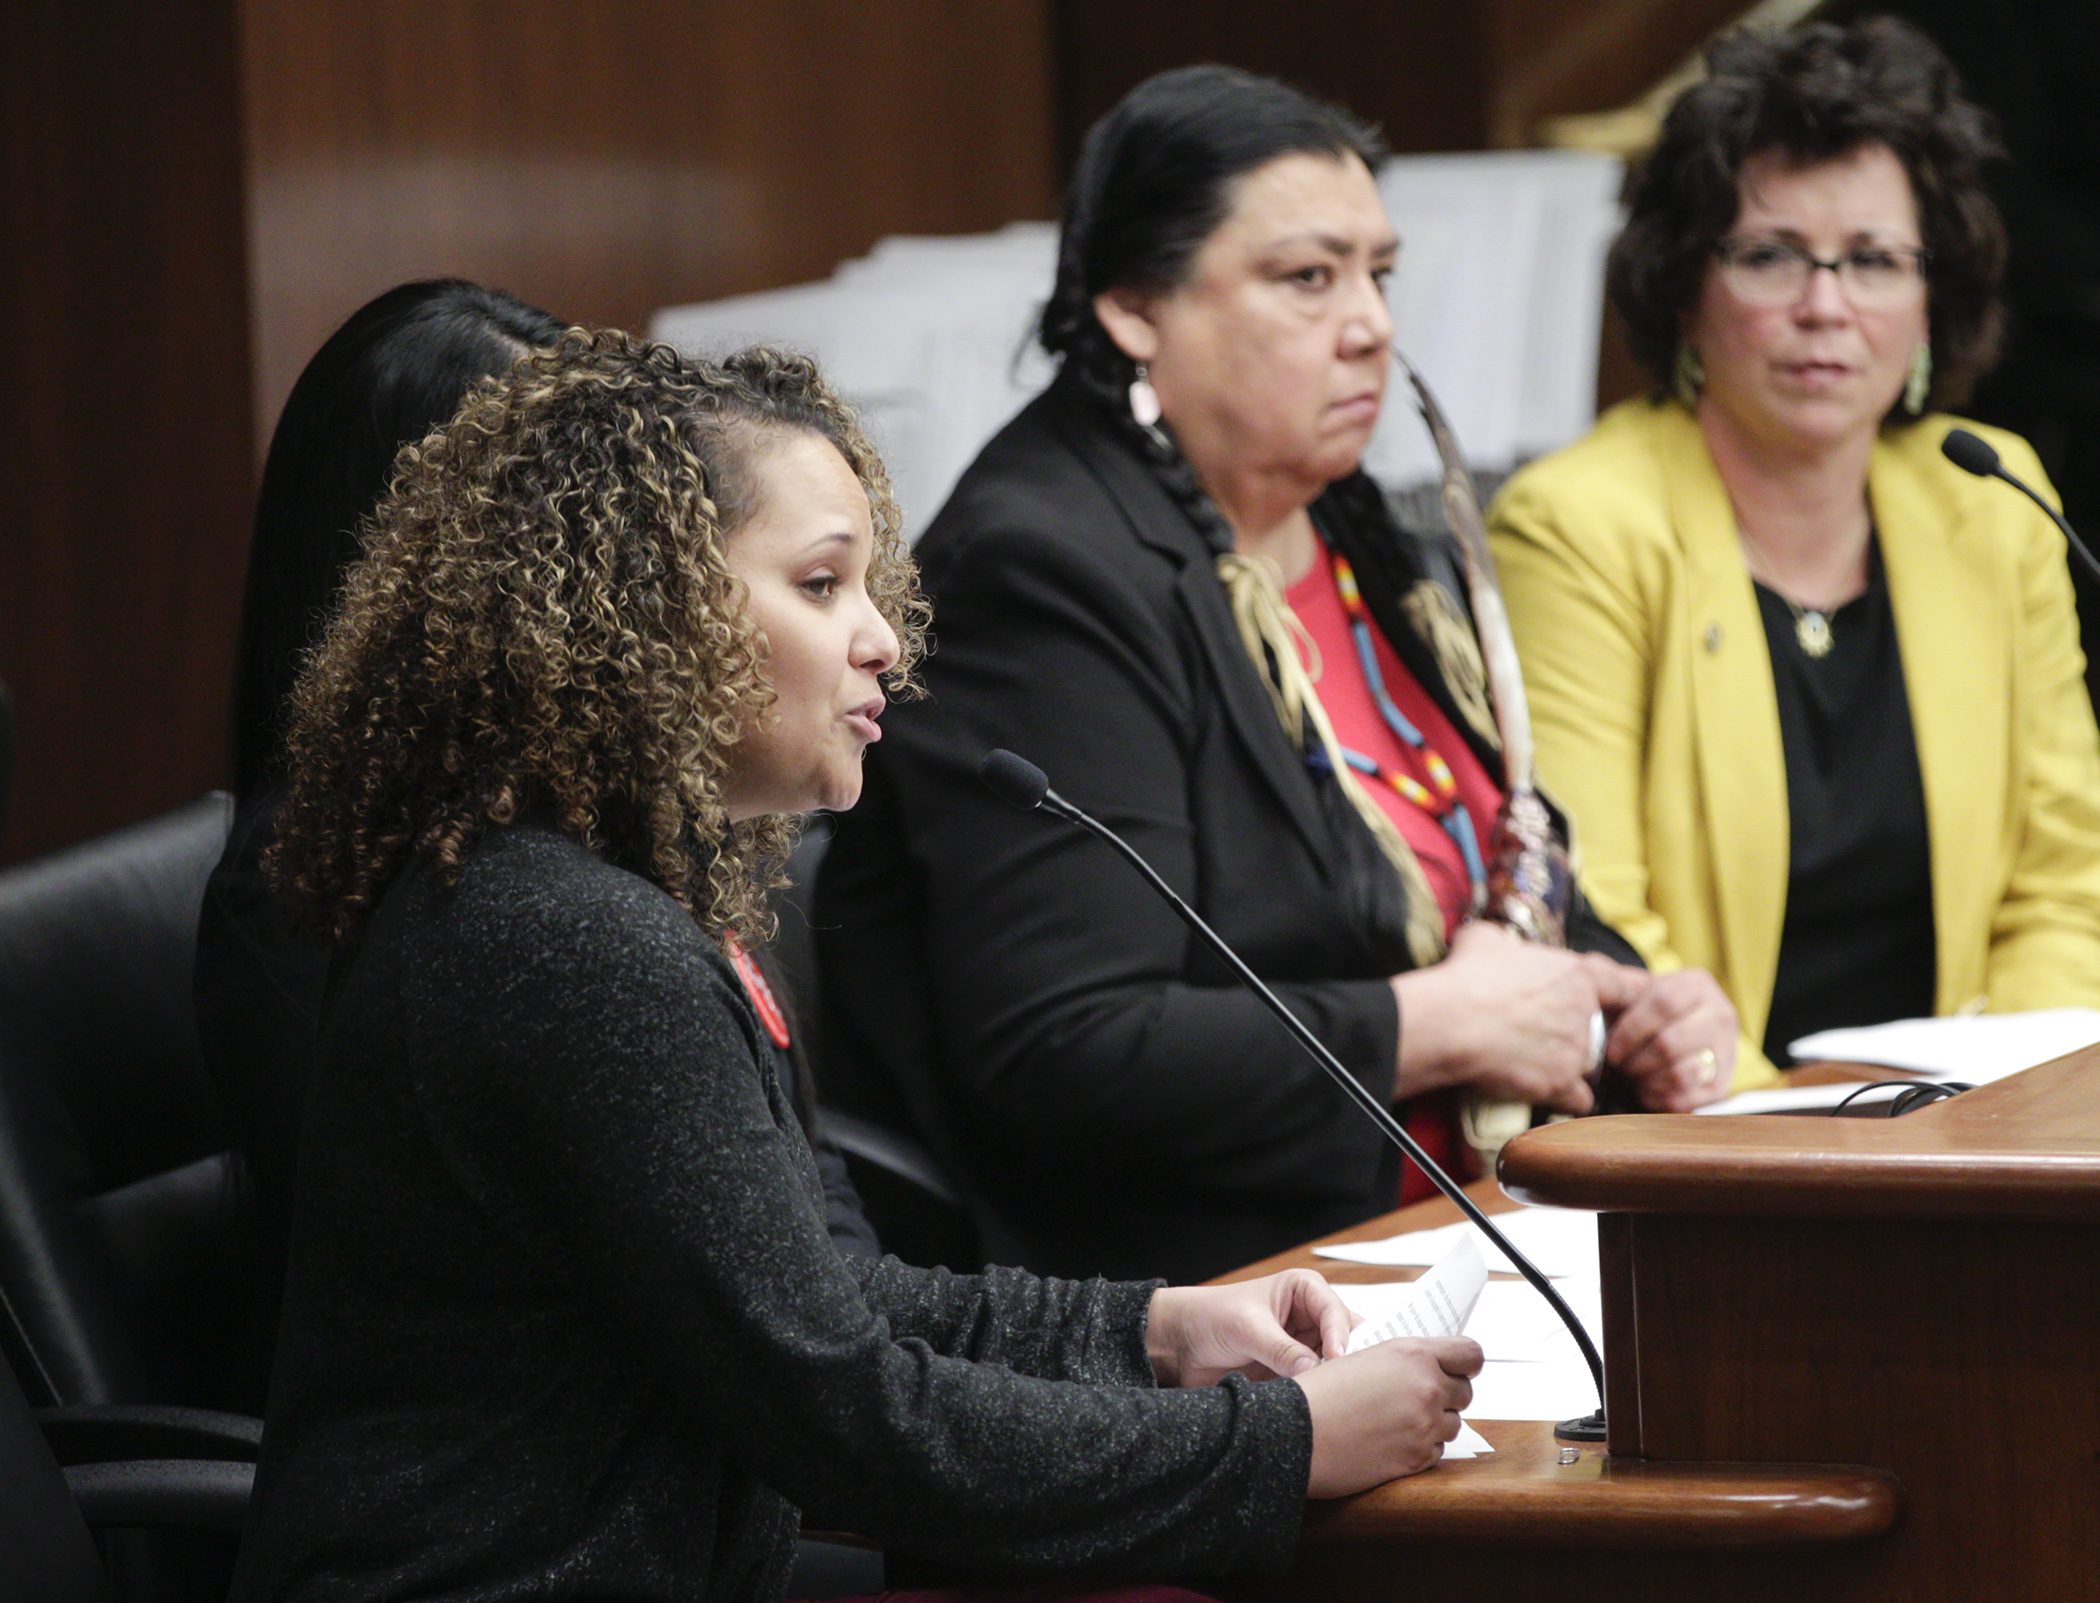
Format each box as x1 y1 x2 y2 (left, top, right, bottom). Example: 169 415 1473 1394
1673 344 1705 409
1128 362 1162 427
1904 343 1932 416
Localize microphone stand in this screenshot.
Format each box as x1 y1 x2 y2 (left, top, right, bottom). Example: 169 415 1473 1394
1940 426 2100 586
989 757 1607 1441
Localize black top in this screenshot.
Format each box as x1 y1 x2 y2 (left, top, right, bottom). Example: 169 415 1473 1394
816 372 1636 1284
230 821 1309 1603
194 785 882 1372
1756 544 1937 1064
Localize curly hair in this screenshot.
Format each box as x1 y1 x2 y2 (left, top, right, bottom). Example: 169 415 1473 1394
1608 16 2006 415
266 328 927 943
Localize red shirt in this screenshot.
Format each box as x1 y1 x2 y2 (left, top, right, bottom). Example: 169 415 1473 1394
1285 551 1505 939
1286 549 1506 1199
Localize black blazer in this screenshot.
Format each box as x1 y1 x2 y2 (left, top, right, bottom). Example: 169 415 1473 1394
234 822 1305 1601
817 374 1630 1284
195 788 882 1297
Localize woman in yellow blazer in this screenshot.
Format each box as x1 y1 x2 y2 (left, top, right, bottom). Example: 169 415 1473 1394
1490 20 2100 1084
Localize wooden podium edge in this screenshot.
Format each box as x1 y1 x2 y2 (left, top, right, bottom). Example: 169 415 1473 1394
1499 1046 2100 1217
1302 1423 1901 1551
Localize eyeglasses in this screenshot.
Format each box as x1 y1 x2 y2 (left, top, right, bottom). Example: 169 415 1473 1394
1714 237 1931 308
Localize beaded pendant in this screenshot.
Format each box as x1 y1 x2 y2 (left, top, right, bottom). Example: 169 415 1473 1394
1794 609 1834 658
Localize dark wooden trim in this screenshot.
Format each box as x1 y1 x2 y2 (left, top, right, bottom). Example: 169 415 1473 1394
1299 1423 1898 1548
1502 1046 2100 1217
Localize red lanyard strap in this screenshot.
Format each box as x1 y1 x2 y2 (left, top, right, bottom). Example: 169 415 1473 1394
724 937 792 1050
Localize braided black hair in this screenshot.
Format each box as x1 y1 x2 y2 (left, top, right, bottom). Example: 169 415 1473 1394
1040 64 1386 550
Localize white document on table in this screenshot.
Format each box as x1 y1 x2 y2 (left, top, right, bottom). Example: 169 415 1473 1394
1694 1081 1910 1116
1313 1204 1599 1279
1335 1273 1603 1427
1786 1009 2100 1079
1693 1009 2100 1116
1336 1234 1495 1457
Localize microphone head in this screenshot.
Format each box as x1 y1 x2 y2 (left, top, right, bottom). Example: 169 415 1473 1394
1941 426 2001 479
979 749 1051 811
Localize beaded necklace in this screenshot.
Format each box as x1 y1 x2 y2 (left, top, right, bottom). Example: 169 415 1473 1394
1324 542 1489 894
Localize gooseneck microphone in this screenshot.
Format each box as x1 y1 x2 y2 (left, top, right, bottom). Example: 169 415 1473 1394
1941 426 2100 587
977 748 1607 1442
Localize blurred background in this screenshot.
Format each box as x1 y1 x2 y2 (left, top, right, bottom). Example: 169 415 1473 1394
6 0 2092 865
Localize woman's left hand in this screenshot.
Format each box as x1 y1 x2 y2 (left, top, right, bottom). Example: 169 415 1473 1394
1146 1269 1359 1387
1586 960 1740 1112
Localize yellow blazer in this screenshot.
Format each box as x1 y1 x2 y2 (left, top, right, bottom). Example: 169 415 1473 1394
1489 398 2100 1086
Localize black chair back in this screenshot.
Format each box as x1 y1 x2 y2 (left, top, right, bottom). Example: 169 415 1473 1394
0 1355 111 1603
774 823 980 1269
0 795 243 1411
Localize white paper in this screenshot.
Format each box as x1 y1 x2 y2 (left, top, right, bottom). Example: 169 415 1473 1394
1336 1276 1602 1423
1464 1278 1601 1364
1442 1421 1494 1459
1786 1009 2100 1080
651 152 1626 540
1334 1236 1501 1455
1463 1351 1600 1423
1467 1277 1602 1421
1314 1205 1599 1279
1342 1233 1488 1354
1694 1081 1915 1116
1330 1253 1601 1430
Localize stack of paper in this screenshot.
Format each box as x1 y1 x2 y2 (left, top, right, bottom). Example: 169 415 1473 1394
1364 150 1623 488
1313 1203 1598 1278
650 152 1625 539
1789 1009 2100 1078
1696 1008 2100 1116
1336 1233 1494 1457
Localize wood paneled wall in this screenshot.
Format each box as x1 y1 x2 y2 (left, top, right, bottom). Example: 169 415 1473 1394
1050 1 1495 164
1 4 256 864
1050 0 1757 163
1 0 1056 864
1479 0 1768 148
5 0 1744 865
238 0 1059 455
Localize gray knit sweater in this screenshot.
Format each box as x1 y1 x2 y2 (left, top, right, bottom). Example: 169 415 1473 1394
230 821 1310 1602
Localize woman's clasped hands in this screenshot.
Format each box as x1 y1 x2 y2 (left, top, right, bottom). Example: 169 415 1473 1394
1392 921 1738 1114
1147 1269 1484 1497
1598 964 1740 1112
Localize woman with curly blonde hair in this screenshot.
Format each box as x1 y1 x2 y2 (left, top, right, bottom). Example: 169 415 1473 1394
231 330 1479 1603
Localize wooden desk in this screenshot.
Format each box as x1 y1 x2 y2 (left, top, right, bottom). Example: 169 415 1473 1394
1223 1051 2100 1601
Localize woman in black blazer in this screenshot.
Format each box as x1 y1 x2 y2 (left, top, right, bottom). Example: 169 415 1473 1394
817 66 1740 1286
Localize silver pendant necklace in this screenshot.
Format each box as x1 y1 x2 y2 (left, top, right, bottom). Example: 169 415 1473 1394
1781 599 1834 658
1736 524 1863 661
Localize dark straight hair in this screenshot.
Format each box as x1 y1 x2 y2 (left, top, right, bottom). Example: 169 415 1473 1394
233 279 565 792
1038 64 1386 404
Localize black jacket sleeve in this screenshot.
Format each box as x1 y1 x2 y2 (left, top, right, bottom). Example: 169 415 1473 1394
408 843 1309 1578
831 508 1400 1208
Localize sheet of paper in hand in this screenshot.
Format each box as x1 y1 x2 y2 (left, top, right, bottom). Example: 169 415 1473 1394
1339 1233 1494 1457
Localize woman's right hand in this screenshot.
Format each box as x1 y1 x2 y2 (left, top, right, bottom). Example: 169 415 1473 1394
1390 921 1608 1112
1295 1336 1483 1496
